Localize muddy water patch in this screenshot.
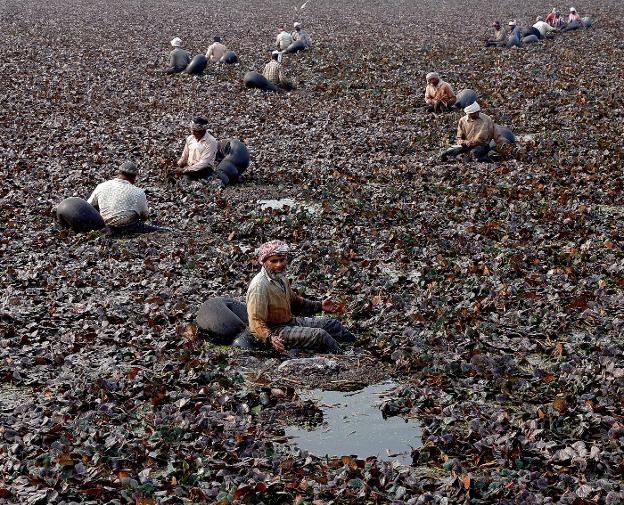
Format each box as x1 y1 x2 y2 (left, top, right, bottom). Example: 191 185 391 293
285 382 421 464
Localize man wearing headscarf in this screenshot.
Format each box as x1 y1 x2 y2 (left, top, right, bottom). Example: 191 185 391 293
485 21 507 47
568 7 581 23
206 36 227 63
424 72 456 113
88 161 167 235
276 27 293 51
291 22 312 48
162 37 191 74
176 117 220 180
246 240 356 354
440 102 496 163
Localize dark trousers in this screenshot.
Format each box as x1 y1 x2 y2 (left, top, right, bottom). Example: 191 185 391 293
161 66 185 74
425 101 452 113
441 143 491 162
276 317 356 354
105 221 169 237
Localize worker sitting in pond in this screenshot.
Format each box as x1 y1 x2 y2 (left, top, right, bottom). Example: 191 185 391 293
291 22 312 48
175 117 220 181
440 102 496 163
485 21 508 47
246 240 357 354
424 72 456 113
88 162 166 236
263 51 296 91
162 37 190 74
205 36 228 63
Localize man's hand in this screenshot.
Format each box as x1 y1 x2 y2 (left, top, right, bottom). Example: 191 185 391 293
322 299 344 313
270 334 285 353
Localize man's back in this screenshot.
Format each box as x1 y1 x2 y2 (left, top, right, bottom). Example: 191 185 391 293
263 60 282 84
206 42 227 63
170 48 190 69
88 179 147 226
276 31 293 50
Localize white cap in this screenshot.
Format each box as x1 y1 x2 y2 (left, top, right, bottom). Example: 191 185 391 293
294 22 301 28
508 20 516 25
570 7 576 11
464 102 481 114
171 37 182 47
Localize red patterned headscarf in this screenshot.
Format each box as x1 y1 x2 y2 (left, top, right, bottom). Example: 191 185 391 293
256 240 289 264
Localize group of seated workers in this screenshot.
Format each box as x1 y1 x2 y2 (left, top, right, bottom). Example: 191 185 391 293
161 35 233 73
247 240 356 354
276 22 312 52
86 117 224 236
486 6 588 47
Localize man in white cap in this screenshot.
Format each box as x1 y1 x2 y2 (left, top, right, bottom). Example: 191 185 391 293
276 27 293 51
175 117 220 181
291 22 312 48
246 240 356 354
162 37 190 74
88 161 166 235
263 51 295 90
440 102 496 163
507 21 522 47
424 72 456 113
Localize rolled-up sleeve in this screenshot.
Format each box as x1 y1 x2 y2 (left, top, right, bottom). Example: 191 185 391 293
178 138 189 167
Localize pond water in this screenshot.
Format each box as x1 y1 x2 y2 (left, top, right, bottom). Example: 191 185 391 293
285 382 421 464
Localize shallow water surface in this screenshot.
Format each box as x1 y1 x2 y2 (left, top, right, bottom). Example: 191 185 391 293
285 382 421 464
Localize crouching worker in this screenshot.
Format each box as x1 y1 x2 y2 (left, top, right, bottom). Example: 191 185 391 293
175 117 219 181
246 240 356 354
424 72 456 113
441 102 495 163
263 51 296 91
88 162 167 236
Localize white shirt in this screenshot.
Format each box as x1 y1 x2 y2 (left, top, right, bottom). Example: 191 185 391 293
276 31 293 50
177 131 219 173
533 21 555 36
87 178 148 226
206 42 227 63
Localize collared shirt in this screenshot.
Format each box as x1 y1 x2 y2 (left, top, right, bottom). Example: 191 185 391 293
206 42 227 63
533 21 555 36
177 131 219 173
87 178 148 226
457 113 496 146
425 80 456 106
291 29 312 47
276 31 293 50
246 267 322 342
263 60 283 84
169 48 190 70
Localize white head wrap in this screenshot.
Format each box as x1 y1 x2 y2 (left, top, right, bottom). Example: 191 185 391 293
426 72 440 82
272 50 280 56
464 102 481 114
171 37 183 47
570 7 576 12
294 22 302 28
